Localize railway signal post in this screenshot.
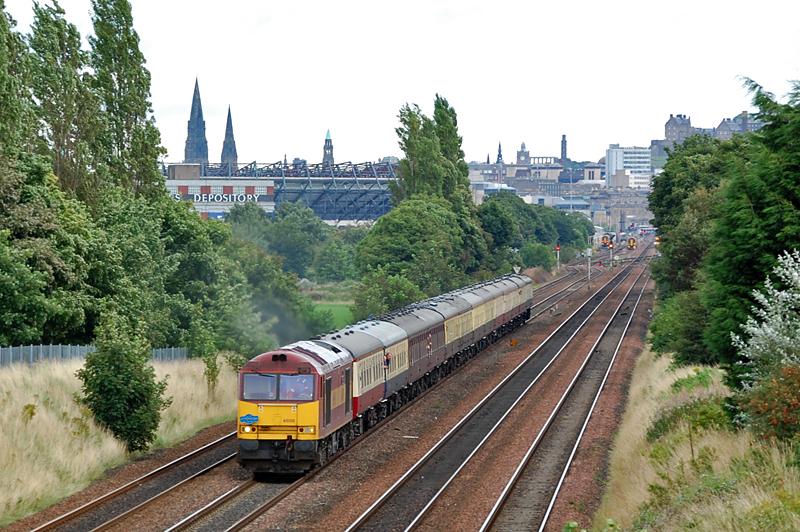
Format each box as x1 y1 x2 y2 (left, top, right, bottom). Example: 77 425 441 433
555 244 560 271
586 247 592 282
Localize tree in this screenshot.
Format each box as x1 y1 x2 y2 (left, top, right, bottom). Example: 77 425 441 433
89 0 164 196
314 237 357 282
264 201 329 277
650 187 718 299
432 94 470 205
28 0 105 202
649 289 712 365
732 250 800 387
0 6 36 156
649 135 731 232
478 200 520 250
0 156 103 343
391 103 448 203
0 228 48 344
76 309 171 452
702 83 800 374
351 266 425 321
356 197 467 295
520 242 555 270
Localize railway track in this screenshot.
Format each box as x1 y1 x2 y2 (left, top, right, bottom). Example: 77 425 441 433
31 432 237 532
481 267 651 531
134 268 594 531
28 262 597 531
344 247 650 531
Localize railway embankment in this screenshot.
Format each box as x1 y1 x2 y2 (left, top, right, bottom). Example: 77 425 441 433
590 348 800 530
0 359 237 528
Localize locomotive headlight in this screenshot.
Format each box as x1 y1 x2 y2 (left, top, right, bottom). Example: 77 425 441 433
241 425 256 433
298 426 315 433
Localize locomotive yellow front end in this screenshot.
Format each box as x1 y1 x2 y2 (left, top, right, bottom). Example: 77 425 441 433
236 341 350 474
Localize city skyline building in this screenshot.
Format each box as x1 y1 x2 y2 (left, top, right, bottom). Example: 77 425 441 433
184 79 209 164
220 106 237 167
605 144 652 189
323 129 334 165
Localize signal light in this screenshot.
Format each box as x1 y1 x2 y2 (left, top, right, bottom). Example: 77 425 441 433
555 244 560 251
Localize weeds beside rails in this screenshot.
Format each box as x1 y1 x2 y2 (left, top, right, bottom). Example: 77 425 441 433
0 358 237 526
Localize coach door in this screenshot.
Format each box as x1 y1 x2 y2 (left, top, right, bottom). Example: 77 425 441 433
324 377 332 426
344 368 352 415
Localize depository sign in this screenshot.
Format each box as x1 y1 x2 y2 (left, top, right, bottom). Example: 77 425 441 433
172 193 268 203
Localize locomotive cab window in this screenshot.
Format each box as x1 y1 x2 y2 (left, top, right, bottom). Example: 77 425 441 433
280 374 315 401
242 373 314 401
242 373 277 401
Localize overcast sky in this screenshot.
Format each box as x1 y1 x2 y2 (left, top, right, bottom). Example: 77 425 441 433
5 0 800 164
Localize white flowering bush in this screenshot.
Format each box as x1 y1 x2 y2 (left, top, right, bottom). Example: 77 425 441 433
732 250 800 388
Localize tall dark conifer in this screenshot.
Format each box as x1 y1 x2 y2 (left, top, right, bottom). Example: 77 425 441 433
702 80 800 383
89 0 164 196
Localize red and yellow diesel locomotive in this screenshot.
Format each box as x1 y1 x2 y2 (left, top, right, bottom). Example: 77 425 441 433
237 274 534 474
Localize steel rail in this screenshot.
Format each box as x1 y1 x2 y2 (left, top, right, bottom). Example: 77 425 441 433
536 273 650 532
164 479 258 532
32 431 237 531
344 249 645 532
479 268 651 532
224 474 310 532
410 263 649 532
92 453 237 531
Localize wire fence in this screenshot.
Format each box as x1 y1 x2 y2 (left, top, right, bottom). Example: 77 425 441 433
0 344 188 368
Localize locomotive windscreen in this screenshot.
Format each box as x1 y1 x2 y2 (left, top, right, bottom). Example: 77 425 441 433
242 373 314 401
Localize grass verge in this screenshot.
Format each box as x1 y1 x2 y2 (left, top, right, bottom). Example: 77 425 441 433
0 358 237 526
594 348 800 530
315 302 354 329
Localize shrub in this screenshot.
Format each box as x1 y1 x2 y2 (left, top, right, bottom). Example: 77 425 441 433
520 242 555 270
649 290 713 365
742 364 800 441
76 311 171 452
671 368 714 393
647 397 731 443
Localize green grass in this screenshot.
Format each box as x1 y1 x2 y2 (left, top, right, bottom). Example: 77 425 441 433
316 302 354 329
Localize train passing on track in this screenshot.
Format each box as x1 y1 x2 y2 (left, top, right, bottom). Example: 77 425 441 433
236 274 534 474
627 237 637 250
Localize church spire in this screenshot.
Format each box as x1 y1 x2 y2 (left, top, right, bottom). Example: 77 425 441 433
496 142 503 164
184 78 208 164
322 129 334 165
221 106 238 168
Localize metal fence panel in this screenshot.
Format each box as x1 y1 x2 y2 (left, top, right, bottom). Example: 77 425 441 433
0 344 187 367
